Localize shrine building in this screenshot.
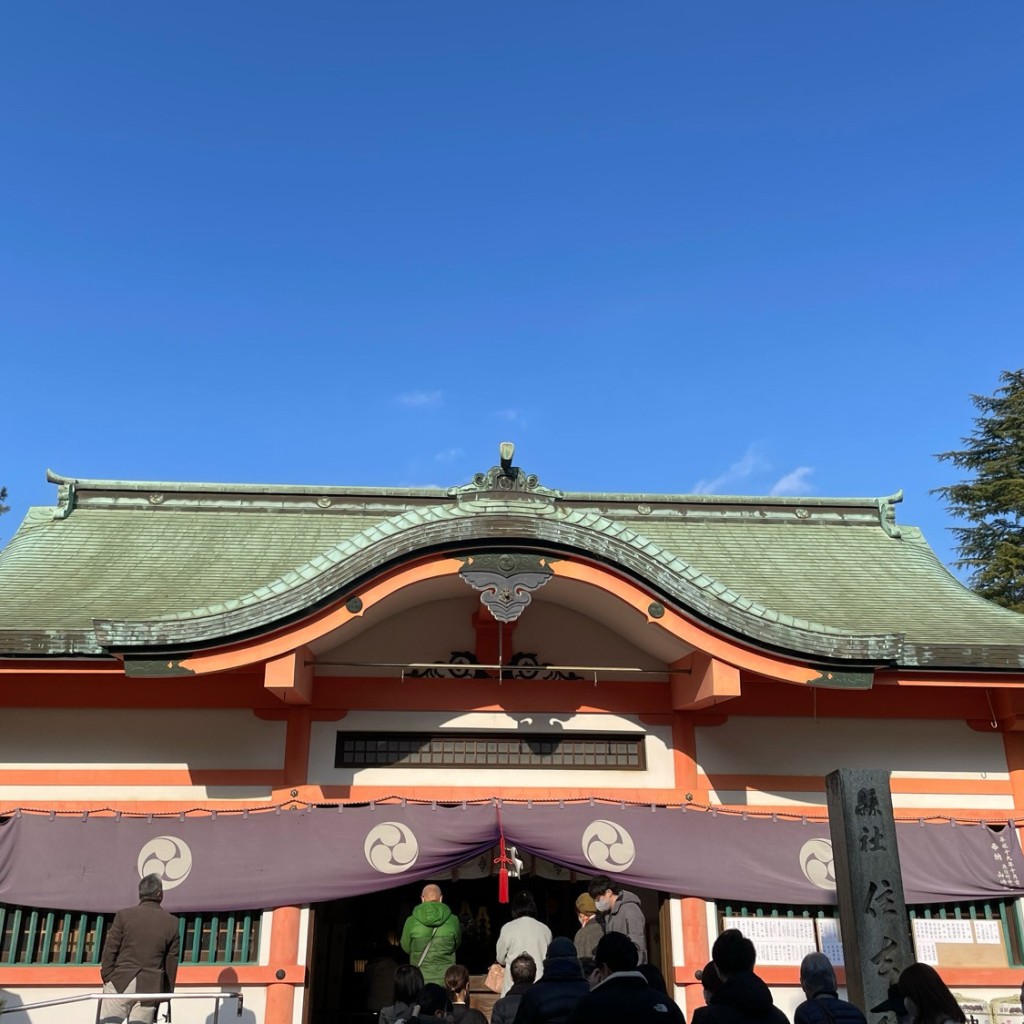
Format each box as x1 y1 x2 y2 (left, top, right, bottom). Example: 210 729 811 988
2 445 1024 1024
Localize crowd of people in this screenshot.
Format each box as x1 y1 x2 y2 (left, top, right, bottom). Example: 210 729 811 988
90 871 976 1024
380 878 977 1024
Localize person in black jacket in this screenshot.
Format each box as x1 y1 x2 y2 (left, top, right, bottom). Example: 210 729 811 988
513 937 590 1024
565 932 683 1024
692 929 790 1024
794 953 866 1024
493 953 536 1024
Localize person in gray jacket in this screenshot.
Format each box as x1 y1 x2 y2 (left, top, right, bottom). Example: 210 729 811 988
587 875 647 964
794 953 866 1024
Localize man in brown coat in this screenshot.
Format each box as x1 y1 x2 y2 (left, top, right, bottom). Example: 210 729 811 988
99 874 180 1024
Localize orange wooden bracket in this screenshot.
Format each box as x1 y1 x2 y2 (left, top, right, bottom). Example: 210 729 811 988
264 648 314 705
670 652 740 711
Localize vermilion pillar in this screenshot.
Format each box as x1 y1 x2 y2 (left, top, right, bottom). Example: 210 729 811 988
266 905 302 1024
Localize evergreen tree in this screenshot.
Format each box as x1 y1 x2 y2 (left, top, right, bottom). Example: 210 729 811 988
0 486 7 516
934 369 1024 612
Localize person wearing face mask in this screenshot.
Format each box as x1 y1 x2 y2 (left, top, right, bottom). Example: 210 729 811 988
586 875 647 964
897 964 966 1024
572 893 602 968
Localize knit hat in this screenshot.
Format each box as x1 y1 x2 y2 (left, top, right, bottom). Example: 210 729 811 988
575 893 597 914
546 937 579 960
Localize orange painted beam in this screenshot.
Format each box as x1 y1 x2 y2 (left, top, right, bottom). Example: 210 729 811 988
703 801 1008 822
309 785 697 804
313 677 673 713
699 774 1013 796
0 965 304 985
0 800 292 814
700 681 1000 722
0 788 1010 820
672 653 741 711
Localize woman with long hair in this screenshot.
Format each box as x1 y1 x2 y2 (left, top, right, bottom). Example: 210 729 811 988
898 964 966 1024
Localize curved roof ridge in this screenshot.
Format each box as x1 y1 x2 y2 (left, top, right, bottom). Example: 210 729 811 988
91 500 904 661
46 468 903 511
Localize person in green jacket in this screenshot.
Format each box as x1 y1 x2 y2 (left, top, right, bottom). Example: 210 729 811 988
400 883 462 987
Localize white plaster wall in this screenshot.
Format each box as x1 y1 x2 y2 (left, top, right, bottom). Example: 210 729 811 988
0 710 285 769
316 597 479 676
697 717 1010 808
511 602 668 672
308 711 674 788
0 709 286 803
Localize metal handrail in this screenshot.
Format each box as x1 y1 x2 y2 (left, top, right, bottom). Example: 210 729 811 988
0 990 243 1019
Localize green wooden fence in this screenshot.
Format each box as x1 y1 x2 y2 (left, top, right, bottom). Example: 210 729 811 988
0 903 261 966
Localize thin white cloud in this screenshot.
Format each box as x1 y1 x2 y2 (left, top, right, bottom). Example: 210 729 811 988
395 390 443 409
494 408 521 421
434 447 464 463
770 466 815 496
692 446 770 494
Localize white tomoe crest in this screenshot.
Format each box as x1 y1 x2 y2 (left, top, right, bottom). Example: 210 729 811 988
137 836 194 890
581 819 636 872
364 822 420 874
799 838 837 890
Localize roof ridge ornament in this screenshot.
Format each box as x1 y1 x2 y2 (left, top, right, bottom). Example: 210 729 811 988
47 471 77 521
448 442 564 506
876 489 903 539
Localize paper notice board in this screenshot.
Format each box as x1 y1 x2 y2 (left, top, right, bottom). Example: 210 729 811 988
721 916 818 966
815 917 844 967
911 918 1008 968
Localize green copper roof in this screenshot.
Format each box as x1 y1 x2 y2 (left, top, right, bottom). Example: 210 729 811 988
0 462 1022 668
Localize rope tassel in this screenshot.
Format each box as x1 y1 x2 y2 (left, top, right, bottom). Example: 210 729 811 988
495 834 510 903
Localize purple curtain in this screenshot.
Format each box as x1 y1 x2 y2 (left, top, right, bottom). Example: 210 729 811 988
0 804 1019 912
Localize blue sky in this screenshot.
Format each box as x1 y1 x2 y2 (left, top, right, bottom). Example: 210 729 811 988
2 3 1022 579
